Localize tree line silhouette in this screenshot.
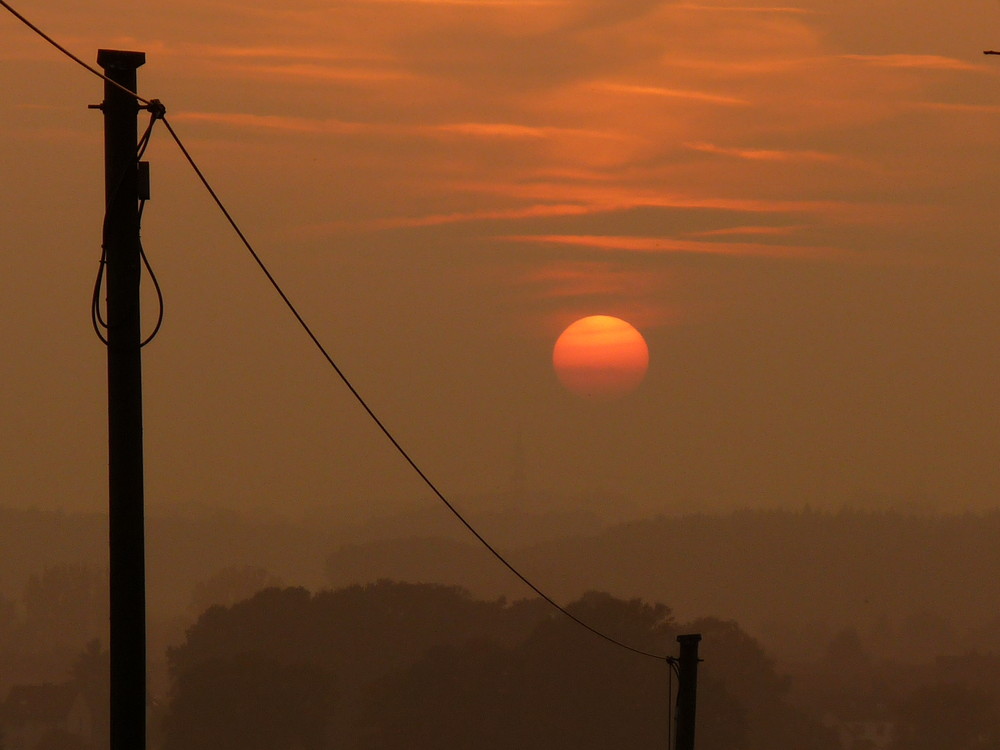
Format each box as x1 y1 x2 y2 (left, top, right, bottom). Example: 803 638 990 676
5 507 1000 749
163 582 834 750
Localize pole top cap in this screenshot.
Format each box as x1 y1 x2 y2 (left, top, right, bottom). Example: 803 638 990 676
677 633 702 644
97 49 146 70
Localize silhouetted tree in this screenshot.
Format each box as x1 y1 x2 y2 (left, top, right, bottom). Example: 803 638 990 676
21 565 108 650
823 628 872 674
891 681 999 750
188 565 283 617
690 617 837 750
167 582 549 747
165 582 835 750
0 593 17 638
71 640 109 750
170 582 545 691
349 592 675 750
162 654 334 750
353 591 828 750
511 592 677 749
32 729 90 750
353 639 513 750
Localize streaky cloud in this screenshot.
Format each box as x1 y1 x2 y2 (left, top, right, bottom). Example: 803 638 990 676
594 82 750 106
685 141 842 162
506 233 849 260
169 111 371 134
521 261 661 298
141 40 390 63
905 101 1000 114
459 180 849 216
297 203 594 236
218 62 411 83
841 54 985 72
686 224 806 237
344 0 564 5
668 3 815 13
433 121 624 141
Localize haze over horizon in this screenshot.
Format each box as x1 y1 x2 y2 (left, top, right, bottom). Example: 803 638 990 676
2 0 999 524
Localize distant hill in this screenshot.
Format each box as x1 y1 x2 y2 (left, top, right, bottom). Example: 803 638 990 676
324 509 1000 660
0 505 340 615
0 502 606 615
5 504 1000 663
0 507 108 595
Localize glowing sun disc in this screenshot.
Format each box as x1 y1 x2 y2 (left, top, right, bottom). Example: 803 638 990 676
552 315 649 399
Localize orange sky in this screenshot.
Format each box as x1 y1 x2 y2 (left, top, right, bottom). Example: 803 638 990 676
1 0 999 521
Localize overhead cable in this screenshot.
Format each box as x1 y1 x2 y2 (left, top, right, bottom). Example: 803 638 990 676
160 115 673 662
1 0 674 664
0 0 152 105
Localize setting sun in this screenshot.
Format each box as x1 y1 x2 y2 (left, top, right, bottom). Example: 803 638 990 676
552 315 649 400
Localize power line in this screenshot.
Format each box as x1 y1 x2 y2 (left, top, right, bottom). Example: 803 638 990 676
159 115 671 663
1 0 674 664
0 0 152 105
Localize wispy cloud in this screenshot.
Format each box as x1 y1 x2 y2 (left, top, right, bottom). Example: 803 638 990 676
506 233 847 260
593 82 750 106
458 181 849 217
686 225 806 237
338 203 596 232
169 111 372 134
432 122 622 141
842 54 985 72
668 4 815 13
345 0 563 5
308 182 856 235
905 101 1000 114
218 62 412 83
86 0 998 279
149 41 389 63
685 141 842 162
169 112 626 147
521 261 661 298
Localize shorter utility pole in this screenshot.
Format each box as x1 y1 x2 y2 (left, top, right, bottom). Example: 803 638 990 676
674 634 702 750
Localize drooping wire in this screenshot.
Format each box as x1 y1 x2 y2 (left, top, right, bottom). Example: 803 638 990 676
92 111 164 346
136 114 165 347
2 0 674 664
139 236 165 347
0 0 151 105
91 255 109 344
159 115 672 662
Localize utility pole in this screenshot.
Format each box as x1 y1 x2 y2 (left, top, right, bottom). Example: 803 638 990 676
97 48 147 750
674 634 702 750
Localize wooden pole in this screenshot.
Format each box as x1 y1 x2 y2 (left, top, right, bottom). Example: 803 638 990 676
98 48 147 750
